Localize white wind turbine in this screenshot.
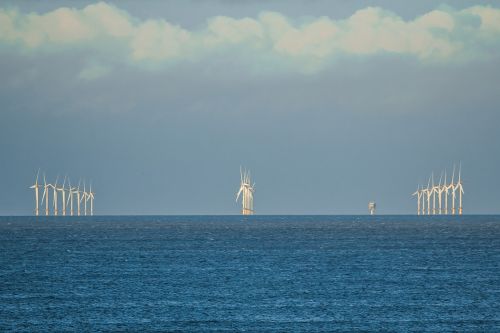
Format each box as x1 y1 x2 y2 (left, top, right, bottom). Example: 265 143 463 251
450 165 457 215
431 173 437 215
236 167 255 215
412 185 423 215
76 180 82 216
436 172 445 215
57 176 67 216
457 163 464 215
88 183 95 216
420 185 426 215
29 169 41 216
66 178 77 216
425 176 432 215
81 181 88 216
41 173 50 216
443 170 449 214
49 176 59 216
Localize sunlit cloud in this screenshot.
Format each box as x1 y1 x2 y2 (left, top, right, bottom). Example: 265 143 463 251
1 2 499 73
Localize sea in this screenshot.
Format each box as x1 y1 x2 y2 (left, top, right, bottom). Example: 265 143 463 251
0 215 499 332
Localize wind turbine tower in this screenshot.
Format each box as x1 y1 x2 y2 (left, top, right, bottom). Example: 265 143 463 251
412 186 422 215
436 172 444 215
457 164 464 215
29 170 41 216
82 181 88 216
50 176 59 216
89 183 95 216
450 165 457 215
236 167 255 215
57 176 67 216
41 174 50 216
443 170 449 214
425 176 432 215
76 180 82 216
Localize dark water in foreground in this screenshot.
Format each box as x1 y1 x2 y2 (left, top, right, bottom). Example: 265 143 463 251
1 215 499 332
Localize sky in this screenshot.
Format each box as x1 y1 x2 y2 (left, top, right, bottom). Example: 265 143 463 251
1 0 500 215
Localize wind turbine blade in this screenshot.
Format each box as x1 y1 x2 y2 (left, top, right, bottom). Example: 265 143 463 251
458 162 462 182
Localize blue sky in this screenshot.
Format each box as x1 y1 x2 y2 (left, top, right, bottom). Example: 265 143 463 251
1 1 500 215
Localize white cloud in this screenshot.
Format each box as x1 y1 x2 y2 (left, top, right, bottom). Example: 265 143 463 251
1 2 499 73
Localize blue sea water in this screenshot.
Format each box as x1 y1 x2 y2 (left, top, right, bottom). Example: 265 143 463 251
0 215 499 332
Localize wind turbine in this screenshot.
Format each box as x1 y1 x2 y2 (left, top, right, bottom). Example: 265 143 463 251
29 169 41 216
76 180 82 216
81 181 88 216
412 185 422 215
421 185 426 215
436 172 444 215
49 176 59 216
88 183 95 216
236 167 255 215
66 178 77 216
57 176 67 216
431 172 437 215
457 163 464 215
41 173 50 216
425 175 432 215
450 165 457 215
443 170 449 214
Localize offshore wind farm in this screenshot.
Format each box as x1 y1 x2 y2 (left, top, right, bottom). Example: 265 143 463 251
29 171 95 216
412 164 465 216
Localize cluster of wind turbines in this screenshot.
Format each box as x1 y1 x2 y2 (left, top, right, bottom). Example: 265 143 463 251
29 170 95 216
412 164 464 215
236 167 255 215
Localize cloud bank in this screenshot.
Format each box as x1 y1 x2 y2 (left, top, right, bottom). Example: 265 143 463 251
1 2 500 73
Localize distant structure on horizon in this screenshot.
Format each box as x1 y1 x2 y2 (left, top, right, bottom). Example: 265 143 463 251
236 167 255 215
29 170 95 216
412 164 464 215
368 202 376 215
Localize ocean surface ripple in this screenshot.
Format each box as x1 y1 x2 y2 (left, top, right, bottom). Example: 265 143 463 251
1 215 499 332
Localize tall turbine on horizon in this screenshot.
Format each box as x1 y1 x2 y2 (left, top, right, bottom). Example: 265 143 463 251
41 174 50 216
57 176 67 216
66 178 77 216
431 173 437 215
49 176 59 216
457 163 464 215
81 181 88 216
450 165 457 215
236 167 255 215
76 180 82 216
443 170 449 214
425 176 432 215
412 185 423 215
436 172 445 215
89 183 95 216
29 170 41 216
